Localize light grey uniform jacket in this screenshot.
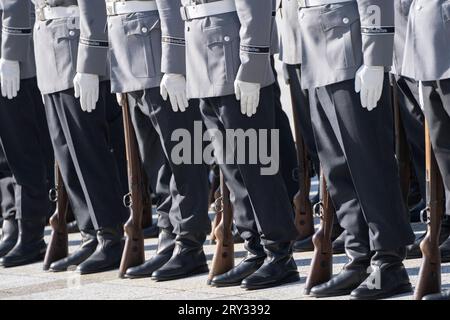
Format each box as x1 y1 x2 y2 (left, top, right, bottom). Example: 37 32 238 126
175 0 275 99
299 0 394 90
33 0 109 94
392 0 413 76
0 0 36 79
270 0 279 55
107 3 163 94
400 0 450 81
277 0 302 65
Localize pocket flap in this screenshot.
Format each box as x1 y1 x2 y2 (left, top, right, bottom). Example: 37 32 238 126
123 14 160 36
320 4 359 31
205 25 238 45
52 23 80 41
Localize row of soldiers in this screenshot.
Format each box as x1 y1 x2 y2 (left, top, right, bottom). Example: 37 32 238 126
0 0 449 300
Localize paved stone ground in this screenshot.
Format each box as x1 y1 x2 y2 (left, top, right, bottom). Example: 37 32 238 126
0 216 449 300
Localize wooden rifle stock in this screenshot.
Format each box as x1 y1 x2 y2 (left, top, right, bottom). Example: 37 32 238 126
43 163 69 271
288 76 315 240
209 165 221 243
207 172 234 284
391 75 411 206
414 121 444 299
304 172 335 294
119 94 146 278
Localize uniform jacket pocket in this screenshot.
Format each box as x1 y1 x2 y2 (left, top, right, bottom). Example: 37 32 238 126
204 24 239 85
123 13 161 79
320 4 361 70
52 22 80 76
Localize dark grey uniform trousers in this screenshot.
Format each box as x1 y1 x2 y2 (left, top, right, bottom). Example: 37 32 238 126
127 94 172 231
271 58 299 201
286 64 321 175
43 81 128 231
0 145 15 219
199 86 298 245
395 76 426 201
127 88 210 236
0 78 51 222
309 77 415 252
422 78 450 216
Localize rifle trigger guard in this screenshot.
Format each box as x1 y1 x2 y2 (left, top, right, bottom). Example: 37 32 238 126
49 188 58 202
313 201 323 218
214 196 224 213
420 207 430 224
123 193 132 208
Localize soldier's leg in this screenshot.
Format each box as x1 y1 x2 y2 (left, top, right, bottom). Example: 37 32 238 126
123 92 176 279
422 79 450 262
0 78 50 267
43 93 97 272
199 98 267 287
307 86 372 298
313 79 415 299
44 83 128 274
0 144 17 258
271 65 298 201
132 89 210 281
200 87 300 289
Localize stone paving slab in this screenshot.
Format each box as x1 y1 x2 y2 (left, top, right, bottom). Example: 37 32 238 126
0 222 449 300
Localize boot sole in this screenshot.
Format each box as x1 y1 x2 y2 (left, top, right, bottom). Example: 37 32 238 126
77 263 120 275
350 283 413 300
210 280 243 288
241 272 300 291
124 273 153 280
152 265 209 282
310 288 355 298
1 252 45 268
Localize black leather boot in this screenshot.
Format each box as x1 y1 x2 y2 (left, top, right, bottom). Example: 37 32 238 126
151 234 208 281
67 221 79 234
0 219 46 267
407 218 450 259
0 218 18 258
49 230 97 272
423 290 450 300
310 246 371 298
332 230 346 254
125 229 176 279
76 227 124 274
241 242 299 290
210 238 265 287
350 248 412 300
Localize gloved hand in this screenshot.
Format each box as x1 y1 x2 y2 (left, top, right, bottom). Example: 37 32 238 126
0 58 20 100
355 65 384 111
418 81 425 111
73 73 99 113
160 73 188 112
116 93 124 107
234 80 261 117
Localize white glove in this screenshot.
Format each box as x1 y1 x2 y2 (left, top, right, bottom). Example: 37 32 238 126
355 65 384 111
0 58 20 100
160 73 189 112
116 93 124 107
234 80 261 117
73 73 99 113
418 81 425 111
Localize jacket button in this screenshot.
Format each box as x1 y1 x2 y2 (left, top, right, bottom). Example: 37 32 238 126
224 36 230 42
69 30 75 37
342 17 349 24
141 27 148 33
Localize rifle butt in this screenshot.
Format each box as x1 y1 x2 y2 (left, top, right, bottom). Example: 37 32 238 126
414 236 441 299
118 221 145 278
207 240 235 284
43 211 68 271
293 192 315 240
304 228 333 294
